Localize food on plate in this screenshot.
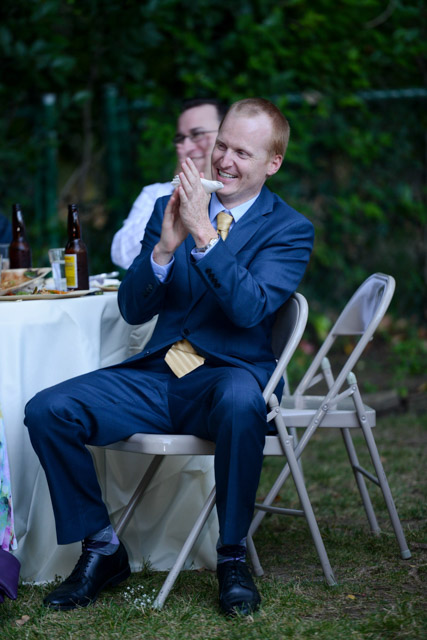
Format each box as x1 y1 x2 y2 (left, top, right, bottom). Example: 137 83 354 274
0 269 40 289
4 288 69 296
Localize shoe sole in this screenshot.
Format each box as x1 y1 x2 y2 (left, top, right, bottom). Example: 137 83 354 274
44 564 131 611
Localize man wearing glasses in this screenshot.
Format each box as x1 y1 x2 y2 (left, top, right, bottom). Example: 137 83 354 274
111 98 227 269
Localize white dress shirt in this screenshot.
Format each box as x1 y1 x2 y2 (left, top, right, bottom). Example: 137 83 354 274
111 182 173 269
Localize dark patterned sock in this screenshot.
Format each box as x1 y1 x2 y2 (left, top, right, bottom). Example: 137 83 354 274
217 543 247 565
85 524 119 556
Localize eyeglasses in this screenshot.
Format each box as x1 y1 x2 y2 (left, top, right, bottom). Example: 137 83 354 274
173 130 218 145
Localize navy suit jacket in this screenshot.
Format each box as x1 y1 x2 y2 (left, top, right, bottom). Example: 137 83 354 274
118 185 314 390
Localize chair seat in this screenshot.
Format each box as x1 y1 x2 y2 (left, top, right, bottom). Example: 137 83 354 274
106 434 291 457
280 395 376 428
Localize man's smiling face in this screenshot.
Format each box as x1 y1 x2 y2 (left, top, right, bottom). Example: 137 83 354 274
211 111 282 209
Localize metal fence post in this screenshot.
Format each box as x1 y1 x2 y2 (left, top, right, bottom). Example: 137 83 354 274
35 94 59 249
42 93 59 246
104 84 122 205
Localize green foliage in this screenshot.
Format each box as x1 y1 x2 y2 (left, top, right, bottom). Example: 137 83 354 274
0 0 426 317
389 332 427 397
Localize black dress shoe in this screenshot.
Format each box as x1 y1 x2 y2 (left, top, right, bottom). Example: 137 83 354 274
217 560 261 616
43 541 131 610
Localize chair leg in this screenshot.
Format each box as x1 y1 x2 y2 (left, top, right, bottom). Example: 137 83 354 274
247 457 295 577
289 426 304 477
275 415 337 586
116 455 164 536
351 386 411 560
340 427 381 534
250 396 337 586
249 398 317 541
153 487 217 609
360 424 411 559
249 459 292 544
246 531 263 576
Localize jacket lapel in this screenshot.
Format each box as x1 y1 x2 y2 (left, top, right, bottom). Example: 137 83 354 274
225 186 275 255
184 186 276 309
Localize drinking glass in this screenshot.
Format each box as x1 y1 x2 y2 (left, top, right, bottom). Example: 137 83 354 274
0 244 9 270
48 248 67 291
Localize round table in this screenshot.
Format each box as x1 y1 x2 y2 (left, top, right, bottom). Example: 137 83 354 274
0 292 217 582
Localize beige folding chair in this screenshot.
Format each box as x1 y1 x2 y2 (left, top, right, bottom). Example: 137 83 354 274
247 273 411 579
103 292 337 609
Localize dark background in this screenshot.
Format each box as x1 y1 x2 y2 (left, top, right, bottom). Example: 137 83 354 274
1 0 426 331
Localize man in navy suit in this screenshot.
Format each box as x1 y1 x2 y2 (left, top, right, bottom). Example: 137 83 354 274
25 98 314 615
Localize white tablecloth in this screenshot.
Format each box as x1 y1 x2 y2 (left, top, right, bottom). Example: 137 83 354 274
0 293 217 583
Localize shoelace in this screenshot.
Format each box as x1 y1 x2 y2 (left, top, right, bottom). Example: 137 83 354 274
63 543 96 584
221 561 249 588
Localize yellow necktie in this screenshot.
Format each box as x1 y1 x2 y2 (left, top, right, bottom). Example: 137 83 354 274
164 211 233 378
216 211 233 241
164 338 205 378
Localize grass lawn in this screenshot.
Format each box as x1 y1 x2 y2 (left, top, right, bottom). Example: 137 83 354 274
1 412 426 639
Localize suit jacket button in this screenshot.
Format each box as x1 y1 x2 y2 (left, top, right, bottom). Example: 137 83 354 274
206 268 212 274
183 328 190 336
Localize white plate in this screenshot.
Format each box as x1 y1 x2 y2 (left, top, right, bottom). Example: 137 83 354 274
97 284 120 292
0 268 52 296
0 289 102 302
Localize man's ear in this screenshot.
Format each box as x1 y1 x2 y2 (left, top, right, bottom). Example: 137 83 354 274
266 154 283 177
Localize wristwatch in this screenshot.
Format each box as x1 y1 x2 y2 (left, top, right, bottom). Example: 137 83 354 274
196 234 220 253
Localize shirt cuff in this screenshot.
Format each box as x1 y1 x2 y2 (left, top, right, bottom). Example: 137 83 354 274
151 251 174 282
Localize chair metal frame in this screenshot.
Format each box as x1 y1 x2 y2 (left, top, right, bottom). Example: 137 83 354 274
247 273 411 579
103 292 337 609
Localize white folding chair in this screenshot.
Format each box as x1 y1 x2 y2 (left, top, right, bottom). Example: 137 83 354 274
247 273 411 579
103 292 337 609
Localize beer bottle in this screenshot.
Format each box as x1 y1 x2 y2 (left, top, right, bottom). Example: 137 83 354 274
9 203 32 268
64 203 89 290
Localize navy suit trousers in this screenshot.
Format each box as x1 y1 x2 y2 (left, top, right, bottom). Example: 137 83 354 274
24 356 267 547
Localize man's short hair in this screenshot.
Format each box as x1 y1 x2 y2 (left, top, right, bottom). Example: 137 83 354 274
226 98 290 157
180 98 228 124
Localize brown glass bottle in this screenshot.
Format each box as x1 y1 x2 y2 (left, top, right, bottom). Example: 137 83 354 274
9 203 32 268
64 204 89 290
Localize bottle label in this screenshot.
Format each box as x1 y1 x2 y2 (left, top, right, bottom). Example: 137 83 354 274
64 254 77 288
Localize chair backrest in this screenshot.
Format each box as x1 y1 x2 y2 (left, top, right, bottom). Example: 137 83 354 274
295 273 395 397
263 292 308 402
332 273 395 336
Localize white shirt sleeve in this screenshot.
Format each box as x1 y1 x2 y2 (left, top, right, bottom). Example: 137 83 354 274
151 252 174 282
110 182 173 269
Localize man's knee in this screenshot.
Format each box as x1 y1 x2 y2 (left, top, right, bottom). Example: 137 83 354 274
215 370 265 417
25 389 46 426
25 387 71 439
210 370 266 444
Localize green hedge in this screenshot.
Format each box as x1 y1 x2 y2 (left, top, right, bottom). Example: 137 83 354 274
1 0 425 319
